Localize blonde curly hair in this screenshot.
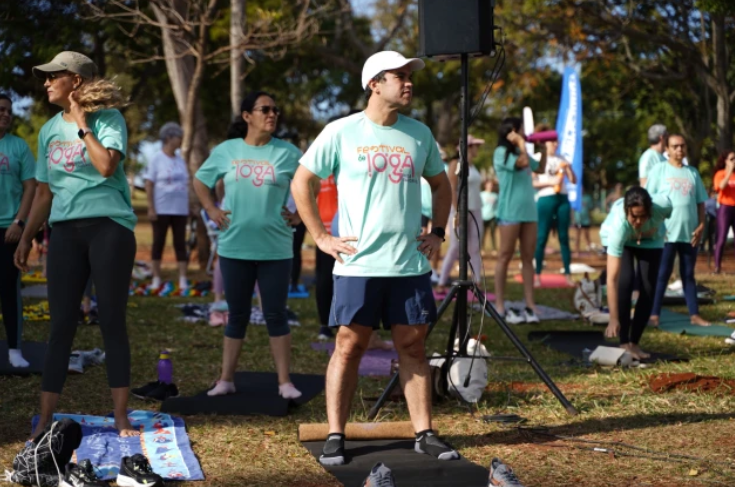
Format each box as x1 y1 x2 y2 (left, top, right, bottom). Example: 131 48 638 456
75 78 129 113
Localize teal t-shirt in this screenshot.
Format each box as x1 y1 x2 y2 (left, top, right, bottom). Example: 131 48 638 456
638 148 666 180
600 196 672 257
480 191 498 221
645 162 707 243
420 178 433 219
195 137 301 261
299 112 445 277
574 193 593 226
36 109 135 231
0 134 36 228
493 146 540 223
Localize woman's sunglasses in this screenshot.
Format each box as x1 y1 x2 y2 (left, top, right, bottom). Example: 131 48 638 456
252 106 280 116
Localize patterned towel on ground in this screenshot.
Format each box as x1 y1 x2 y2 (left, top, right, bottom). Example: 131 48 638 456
311 342 396 376
177 304 301 327
473 301 579 321
0 301 50 322
130 281 212 297
31 410 204 481
21 271 47 284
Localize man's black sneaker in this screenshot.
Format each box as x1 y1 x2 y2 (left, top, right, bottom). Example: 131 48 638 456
145 382 179 402
414 429 459 460
117 454 163 487
131 381 160 400
319 433 346 466
61 459 109 487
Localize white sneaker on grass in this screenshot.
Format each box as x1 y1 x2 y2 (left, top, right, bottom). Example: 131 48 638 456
68 353 84 374
504 308 525 325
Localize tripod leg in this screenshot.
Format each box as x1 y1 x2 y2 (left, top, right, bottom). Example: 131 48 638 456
366 285 461 421
473 285 579 416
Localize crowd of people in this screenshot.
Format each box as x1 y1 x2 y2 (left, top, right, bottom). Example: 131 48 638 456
1 46 733 487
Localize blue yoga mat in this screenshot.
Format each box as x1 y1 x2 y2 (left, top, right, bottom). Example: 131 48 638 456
252 284 309 299
658 309 734 337
32 410 204 482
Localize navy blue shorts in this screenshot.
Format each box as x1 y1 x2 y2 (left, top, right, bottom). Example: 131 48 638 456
329 273 437 329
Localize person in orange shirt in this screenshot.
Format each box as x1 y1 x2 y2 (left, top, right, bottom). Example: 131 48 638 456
713 150 735 274
315 174 338 340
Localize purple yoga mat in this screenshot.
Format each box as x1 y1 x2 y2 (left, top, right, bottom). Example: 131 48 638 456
311 342 398 377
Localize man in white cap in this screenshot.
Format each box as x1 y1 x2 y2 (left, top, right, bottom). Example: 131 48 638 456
292 51 454 466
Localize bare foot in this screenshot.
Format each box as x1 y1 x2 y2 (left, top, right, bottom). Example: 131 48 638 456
367 333 393 351
115 417 141 437
565 275 575 286
690 315 712 327
629 344 650 360
534 275 542 288
30 419 50 441
648 315 660 328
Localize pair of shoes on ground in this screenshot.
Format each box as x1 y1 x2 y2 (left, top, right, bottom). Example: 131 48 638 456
205 380 303 399
62 454 163 487
503 307 539 325
359 458 524 487
131 380 179 401
68 349 106 374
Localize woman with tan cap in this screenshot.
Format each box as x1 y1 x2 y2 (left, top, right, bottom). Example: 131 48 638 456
435 135 486 295
14 51 139 438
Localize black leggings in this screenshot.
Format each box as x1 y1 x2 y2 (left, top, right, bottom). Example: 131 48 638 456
43 218 136 393
151 215 187 262
0 229 22 349
315 247 335 326
617 246 662 345
291 222 306 287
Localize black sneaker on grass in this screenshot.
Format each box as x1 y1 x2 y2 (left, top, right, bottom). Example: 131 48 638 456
145 382 179 402
414 429 459 460
320 433 346 466
131 381 160 400
61 459 109 487
117 454 163 487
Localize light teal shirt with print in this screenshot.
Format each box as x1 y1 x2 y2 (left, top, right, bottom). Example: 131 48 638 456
493 146 540 223
299 112 445 277
196 138 301 261
480 191 498 221
600 196 672 257
638 148 666 180
645 163 707 243
0 134 36 228
420 178 433 219
36 109 136 231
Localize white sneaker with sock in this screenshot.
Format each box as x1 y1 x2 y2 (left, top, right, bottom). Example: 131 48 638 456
207 380 236 396
278 382 302 399
179 278 189 290
8 349 29 368
149 277 161 290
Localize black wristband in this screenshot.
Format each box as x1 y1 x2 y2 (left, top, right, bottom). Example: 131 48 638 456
430 227 445 241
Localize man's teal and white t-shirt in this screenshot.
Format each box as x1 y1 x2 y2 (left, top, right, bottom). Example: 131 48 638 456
196 137 301 261
0 134 35 228
36 109 136 231
599 195 672 257
299 112 445 277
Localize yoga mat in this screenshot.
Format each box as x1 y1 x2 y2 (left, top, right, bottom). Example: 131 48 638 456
499 301 578 321
302 439 488 487
20 284 48 299
288 284 309 299
657 309 734 337
311 342 397 376
161 372 324 416
433 289 496 302
0 341 46 375
299 422 420 442
514 274 574 288
528 330 687 363
31 410 203 481
724 296 735 302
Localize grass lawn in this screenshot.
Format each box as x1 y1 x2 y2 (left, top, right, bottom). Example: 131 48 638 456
2 215 735 486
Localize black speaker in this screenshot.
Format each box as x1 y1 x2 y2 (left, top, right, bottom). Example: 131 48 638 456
418 0 495 58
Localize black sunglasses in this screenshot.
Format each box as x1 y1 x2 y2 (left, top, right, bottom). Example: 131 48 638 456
252 106 280 116
44 72 73 82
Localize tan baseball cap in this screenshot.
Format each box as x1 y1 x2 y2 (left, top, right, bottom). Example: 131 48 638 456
32 51 98 79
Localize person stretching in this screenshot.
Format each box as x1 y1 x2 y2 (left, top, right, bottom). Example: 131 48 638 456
713 150 735 274
0 93 37 367
15 51 138 437
648 134 709 327
601 187 671 360
193 90 302 400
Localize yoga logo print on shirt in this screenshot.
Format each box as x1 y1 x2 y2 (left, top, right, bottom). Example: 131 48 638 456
231 159 276 187
0 152 10 174
665 177 694 197
47 139 89 173
358 145 416 183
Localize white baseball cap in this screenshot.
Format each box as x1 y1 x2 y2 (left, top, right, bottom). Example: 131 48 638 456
361 51 425 90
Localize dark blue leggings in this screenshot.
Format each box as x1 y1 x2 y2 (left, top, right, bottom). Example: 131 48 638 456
219 256 291 339
652 242 699 317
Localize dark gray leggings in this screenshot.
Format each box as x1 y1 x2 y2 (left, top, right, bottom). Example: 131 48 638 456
219 256 291 339
43 218 136 393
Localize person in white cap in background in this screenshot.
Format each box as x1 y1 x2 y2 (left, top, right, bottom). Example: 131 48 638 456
292 50 455 466
435 134 487 296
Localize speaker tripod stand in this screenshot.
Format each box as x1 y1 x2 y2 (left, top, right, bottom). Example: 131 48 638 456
367 53 578 420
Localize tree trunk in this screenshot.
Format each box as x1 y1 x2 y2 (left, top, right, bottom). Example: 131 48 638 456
230 0 245 119
711 14 732 152
152 2 211 269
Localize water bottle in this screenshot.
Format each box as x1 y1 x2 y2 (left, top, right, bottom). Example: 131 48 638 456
157 351 173 384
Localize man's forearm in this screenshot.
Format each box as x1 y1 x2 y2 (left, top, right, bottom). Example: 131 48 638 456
292 173 329 242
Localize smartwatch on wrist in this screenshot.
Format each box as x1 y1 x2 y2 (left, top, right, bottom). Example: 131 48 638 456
430 227 445 241
78 127 93 140
13 219 25 229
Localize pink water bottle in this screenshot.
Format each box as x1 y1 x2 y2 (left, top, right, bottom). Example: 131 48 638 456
157 351 173 384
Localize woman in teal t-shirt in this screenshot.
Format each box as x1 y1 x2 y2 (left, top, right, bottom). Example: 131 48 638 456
194 91 303 400
493 117 546 325
0 93 37 369
14 51 139 440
